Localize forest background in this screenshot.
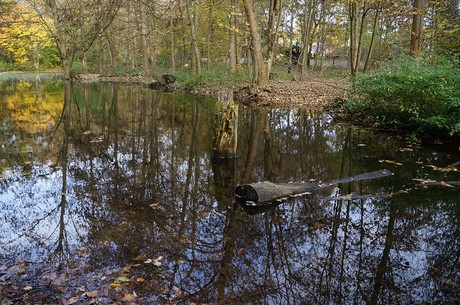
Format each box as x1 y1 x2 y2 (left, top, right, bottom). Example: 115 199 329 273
1 0 460 138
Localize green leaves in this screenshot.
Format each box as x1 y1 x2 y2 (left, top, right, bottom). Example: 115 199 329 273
347 55 460 140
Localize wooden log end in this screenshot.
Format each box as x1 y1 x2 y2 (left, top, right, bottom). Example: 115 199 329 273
235 184 259 204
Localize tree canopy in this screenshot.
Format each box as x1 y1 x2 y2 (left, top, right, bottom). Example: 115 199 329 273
0 0 459 81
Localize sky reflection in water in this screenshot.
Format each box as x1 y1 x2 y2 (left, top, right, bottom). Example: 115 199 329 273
0 76 459 304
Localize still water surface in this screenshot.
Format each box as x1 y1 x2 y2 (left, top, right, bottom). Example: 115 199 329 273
0 74 459 304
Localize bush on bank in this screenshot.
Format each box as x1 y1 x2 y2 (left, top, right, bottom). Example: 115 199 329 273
346 55 460 140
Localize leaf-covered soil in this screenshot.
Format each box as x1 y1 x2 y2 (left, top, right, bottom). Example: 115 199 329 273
234 78 349 109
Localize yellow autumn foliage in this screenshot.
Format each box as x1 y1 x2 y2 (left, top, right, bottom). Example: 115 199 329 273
0 3 54 66
5 80 63 133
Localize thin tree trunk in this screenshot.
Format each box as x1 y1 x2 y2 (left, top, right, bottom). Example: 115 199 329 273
266 0 282 74
363 8 380 73
354 3 369 74
228 0 237 73
349 0 358 76
410 0 424 57
300 0 314 80
186 0 201 74
139 1 152 77
170 0 176 73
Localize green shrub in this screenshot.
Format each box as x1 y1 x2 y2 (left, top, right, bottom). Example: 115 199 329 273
346 55 460 140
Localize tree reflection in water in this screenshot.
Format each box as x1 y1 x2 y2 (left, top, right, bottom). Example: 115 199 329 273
0 79 459 304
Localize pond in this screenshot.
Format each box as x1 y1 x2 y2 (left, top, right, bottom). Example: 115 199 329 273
0 74 459 304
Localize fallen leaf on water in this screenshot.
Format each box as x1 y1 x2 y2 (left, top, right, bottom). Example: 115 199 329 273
153 256 163 267
121 293 136 302
109 283 120 288
427 164 458 172
132 256 147 262
23 286 33 291
136 277 145 282
84 290 98 298
412 178 437 184
379 159 403 166
117 277 130 282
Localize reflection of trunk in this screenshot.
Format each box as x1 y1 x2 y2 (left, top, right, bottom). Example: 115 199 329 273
241 109 267 183
370 203 396 305
213 90 238 158
263 113 275 180
216 207 240 302
212 157 236 211
51 81 71 260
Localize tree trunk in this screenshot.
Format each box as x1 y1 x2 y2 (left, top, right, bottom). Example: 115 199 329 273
242 0 268 85
300 0 314 80
186 0 201 74
139 1 152 77
266 0 282 74
47 0 71 79
169 0 176 73
363 8 380 73
410 0 424 58
228 0 237 73
349 0 359 76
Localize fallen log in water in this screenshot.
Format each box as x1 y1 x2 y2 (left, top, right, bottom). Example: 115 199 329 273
234 169 393 206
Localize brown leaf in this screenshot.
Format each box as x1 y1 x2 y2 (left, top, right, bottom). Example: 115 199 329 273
67 296 80 304
121 293 136 302
84 290 98 298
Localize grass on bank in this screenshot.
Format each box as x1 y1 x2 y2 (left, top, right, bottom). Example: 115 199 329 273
345 55 460 141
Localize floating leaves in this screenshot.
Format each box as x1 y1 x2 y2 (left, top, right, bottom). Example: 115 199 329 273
413 178 457 188
426 164 458 172
379 159 403 166
144 256 163 267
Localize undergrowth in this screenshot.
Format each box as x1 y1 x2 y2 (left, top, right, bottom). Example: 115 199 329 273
173 65 250 89
346 55 460 140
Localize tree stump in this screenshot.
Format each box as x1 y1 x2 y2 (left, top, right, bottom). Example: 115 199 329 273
213 90 238 158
